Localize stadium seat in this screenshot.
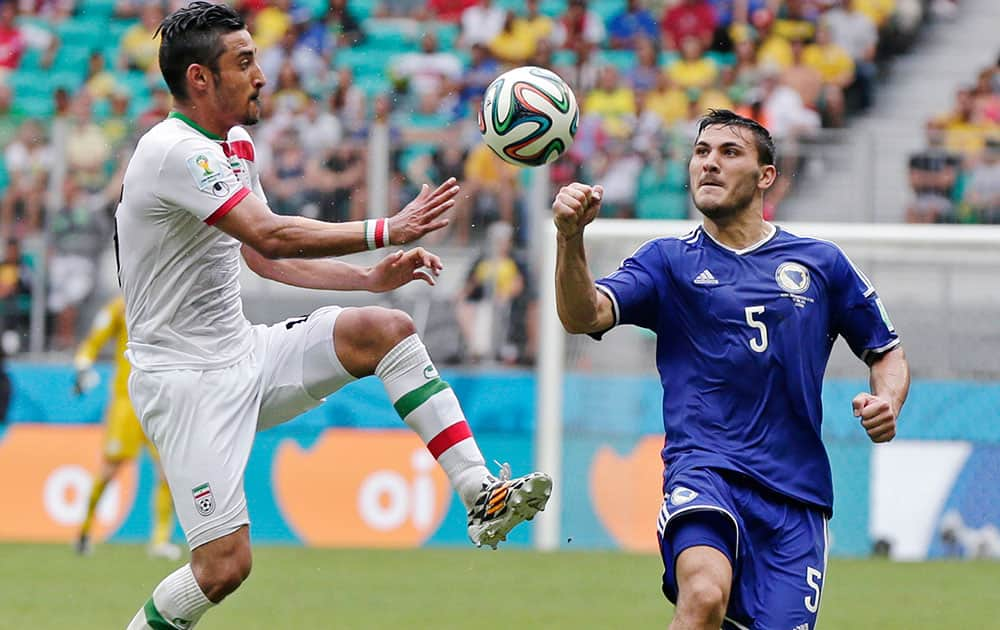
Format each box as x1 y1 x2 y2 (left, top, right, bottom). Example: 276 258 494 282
599 49 636 72
15 95 54 119
76 0 116 19
56 18 108 49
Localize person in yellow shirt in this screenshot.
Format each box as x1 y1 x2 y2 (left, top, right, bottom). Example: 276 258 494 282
120 5 162 73
667 36 719 91
74 296 180 560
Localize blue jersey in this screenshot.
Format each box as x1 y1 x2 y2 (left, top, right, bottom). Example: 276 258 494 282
595 225 900 513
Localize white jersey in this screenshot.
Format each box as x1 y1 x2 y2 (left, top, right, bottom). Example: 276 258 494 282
116 113 266 371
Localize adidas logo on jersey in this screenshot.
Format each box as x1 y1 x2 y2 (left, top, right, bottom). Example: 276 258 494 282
693 269 719 285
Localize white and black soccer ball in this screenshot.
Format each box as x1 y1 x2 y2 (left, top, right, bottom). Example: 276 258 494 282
479 66 579 167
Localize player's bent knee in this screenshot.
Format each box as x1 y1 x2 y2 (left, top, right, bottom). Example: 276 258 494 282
338 307 416 356
677 577 727 625
191 530 253 603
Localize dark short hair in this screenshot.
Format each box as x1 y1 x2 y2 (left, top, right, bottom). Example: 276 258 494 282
696 108 776 166
156 1 245 101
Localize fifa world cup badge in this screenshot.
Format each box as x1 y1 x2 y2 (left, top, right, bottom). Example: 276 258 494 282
192 482 216 516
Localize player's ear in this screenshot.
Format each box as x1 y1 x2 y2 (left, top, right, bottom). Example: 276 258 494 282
186 63 211 95
758 164 778 191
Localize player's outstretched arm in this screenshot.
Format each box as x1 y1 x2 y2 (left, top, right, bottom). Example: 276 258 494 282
853 346 910 443
552 183 615 334
242 245 443 292
214 178 459 259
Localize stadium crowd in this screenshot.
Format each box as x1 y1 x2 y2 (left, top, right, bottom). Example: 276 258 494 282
907 51 1000 224
0 0 942 363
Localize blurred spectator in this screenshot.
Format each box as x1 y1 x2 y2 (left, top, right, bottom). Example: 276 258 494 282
607 0 659 51
489 10 537 65
661 0 717 53
459 142 519 245
0 237 32 344
261 23 327 91
1 120 50 238
0 84 25 150
461 43 500 106
47 177 113 351
120 4 163 73
393 92 454 196
84 50 120 101
583 65 637 138
625 36 661 94
305 140 366 222
588 134 642 218
19 0 75 20
667 35 719 91
961 139 1000 223
391 31 462 100
773 0 817 42
557 38 601 95
518 0 554 47
270 61 310 115
459 0 506 49
455 221 530 364
252 0 294 50
102 89 135 151
939 87 991 156
261 127 309 216
294 98 343 160
553 0 606 52
299 0 363 51
803 24 854 126
643 73 691 128
971 67 1000 125
0 1 25 75
781 38 825 122
822 0 878 111
761 65 821 141
114 0 163 19
428 0 477 23
328 67 366 138
137 85 172 133
375 0 423 19
906 118 961 223
65 93 112 192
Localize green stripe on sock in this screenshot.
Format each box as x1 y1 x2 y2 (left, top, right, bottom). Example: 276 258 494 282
393 379 449 419
143 598 176 630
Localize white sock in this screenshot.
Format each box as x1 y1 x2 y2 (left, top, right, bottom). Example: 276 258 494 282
127 564 213 629
376 334 489 507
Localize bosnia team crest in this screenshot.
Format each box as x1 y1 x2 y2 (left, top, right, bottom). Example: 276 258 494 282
775 261 810 294
192 482 216 516
669 487 698 506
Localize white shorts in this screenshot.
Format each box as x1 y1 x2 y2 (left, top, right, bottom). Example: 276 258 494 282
129 307 355 549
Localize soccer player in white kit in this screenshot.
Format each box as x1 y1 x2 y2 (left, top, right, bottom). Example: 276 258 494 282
121 4 551 628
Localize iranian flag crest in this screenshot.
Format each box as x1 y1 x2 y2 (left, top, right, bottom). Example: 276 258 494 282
192 482 215 516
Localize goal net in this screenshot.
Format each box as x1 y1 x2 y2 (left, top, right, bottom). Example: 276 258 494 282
532 219 1000 556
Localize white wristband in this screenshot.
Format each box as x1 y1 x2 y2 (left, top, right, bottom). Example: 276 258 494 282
365 218 390 250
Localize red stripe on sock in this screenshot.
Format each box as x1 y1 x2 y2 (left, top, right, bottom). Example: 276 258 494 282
427 421 472 459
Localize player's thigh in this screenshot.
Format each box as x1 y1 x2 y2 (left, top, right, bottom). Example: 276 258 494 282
657 468 742 607
103 394 144 461
256 307 355 431
738 488 829 628
129 362 261 550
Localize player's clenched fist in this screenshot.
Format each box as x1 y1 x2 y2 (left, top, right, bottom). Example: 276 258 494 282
853 393 897 443
552 183 604 239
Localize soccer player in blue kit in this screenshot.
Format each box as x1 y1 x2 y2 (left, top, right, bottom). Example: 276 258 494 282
551 109 910 629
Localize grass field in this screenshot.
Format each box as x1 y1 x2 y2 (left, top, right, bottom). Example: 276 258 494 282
4 543 999 628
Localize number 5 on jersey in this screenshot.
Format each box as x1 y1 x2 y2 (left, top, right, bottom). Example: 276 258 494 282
745 305 768 353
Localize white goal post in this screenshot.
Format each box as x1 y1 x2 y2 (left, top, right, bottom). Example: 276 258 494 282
532 218 1000 551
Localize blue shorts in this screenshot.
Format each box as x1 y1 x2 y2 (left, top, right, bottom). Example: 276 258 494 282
656 467 829 629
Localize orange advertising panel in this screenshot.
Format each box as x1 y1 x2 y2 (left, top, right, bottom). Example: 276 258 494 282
590 436 665 552
0 424 137 542
273 430 453 548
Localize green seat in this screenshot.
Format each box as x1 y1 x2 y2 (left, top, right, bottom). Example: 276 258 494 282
9 72 50 99
76 0 116 19
56 18 108 48
599 49 635 72
591 0 625 22
52 45 93 72
15 95 54 119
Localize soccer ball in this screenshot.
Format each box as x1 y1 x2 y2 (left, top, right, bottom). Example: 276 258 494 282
479 66 579 167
